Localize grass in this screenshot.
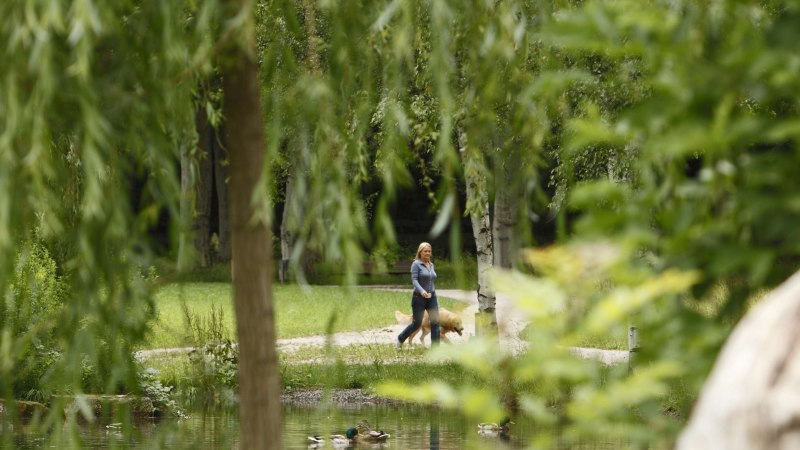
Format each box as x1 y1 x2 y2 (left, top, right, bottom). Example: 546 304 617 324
139 353 193 388
141 343 487 396
145 284 468 349
280 359 479 391
569 325 628 350
277 343 479 390
279 342 432 365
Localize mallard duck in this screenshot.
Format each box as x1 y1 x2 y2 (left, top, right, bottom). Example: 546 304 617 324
356 429 391 443
478 416 514 436
307 427 358 447
355 420 392 443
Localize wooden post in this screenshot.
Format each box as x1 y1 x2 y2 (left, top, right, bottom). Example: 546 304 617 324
628 323 639 369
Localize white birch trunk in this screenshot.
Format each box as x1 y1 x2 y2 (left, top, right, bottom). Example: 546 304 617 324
471 204 495 315
677 270 800 450
457 128 497 333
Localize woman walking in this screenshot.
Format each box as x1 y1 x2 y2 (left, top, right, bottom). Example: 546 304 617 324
397 242 440 349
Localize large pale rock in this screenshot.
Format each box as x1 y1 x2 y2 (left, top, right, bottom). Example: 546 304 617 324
677 271 800 450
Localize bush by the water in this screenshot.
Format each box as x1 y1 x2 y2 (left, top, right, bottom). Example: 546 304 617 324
180 303 239 408
4 241 68 400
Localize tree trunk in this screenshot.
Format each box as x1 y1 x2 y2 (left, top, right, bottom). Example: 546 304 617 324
278 0 319 283
177 140 196 272
193 109 214 268
457 128 497 334
222 9 281 450
471 198 498 334
676 270 800 450
492 172 517 269
213 125 231 262
279 174 294 283
302 0 321 74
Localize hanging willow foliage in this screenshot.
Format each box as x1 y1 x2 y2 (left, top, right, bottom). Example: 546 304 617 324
0 0 220 443
261 0 555 280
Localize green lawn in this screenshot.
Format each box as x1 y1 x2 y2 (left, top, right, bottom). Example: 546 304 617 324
145 284 467 349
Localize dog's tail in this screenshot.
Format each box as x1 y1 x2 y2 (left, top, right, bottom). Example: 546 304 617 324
395 310 412 325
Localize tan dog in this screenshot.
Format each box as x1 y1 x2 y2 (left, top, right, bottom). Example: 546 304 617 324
394 307 464 346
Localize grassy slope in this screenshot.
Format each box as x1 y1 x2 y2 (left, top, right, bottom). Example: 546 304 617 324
145 284 467 349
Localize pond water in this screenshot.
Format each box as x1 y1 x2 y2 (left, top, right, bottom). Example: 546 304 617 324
3 404 653 449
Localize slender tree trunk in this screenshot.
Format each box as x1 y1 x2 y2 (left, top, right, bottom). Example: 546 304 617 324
492 172 517 269
279 174 294 283
222 5 281 449
193 109 214 268
471 197 497 333
177 140 196 272
677 270 800 450
213 125 231 262
458 128 497 334
302 0 321 74
279 0 319 283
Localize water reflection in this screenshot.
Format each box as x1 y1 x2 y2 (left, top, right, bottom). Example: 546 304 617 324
2 404 663 449
283 405 521 450
429 413 440 450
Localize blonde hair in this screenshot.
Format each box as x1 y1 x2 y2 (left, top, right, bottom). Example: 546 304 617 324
415 242 432 260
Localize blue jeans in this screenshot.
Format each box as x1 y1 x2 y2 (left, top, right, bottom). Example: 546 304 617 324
398 292 440 345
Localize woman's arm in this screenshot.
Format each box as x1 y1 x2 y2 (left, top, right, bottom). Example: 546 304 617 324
411 261 426 294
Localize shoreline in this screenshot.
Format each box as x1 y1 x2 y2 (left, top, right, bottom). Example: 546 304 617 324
281 388 408 409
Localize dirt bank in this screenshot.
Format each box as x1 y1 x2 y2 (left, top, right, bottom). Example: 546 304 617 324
281 388 406 409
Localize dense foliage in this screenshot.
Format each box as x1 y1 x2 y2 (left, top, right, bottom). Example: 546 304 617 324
547 0 800 318
380 0 800 448
0 0 220 441
4 242 67 400
3 0 800 448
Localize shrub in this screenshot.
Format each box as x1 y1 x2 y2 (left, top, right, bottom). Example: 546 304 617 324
137 366 187 418
180 303 239 408
2 241 68 398
6 241 66 336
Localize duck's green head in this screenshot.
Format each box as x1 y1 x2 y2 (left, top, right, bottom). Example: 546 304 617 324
346 427 358 439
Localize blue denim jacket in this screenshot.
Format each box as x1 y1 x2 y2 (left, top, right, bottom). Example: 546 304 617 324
411 259 436 295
